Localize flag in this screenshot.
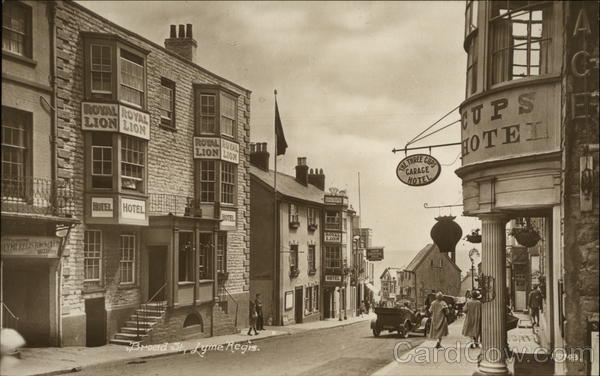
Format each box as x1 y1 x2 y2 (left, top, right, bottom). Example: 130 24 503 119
275 99 288 156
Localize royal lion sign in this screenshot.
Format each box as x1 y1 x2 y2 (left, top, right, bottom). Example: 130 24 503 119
396 154 441 186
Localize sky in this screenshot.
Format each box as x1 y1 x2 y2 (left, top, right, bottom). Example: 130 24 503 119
78 0 483 274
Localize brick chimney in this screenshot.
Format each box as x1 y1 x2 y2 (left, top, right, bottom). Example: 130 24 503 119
308 168 325 191
164 24 197 63
250 142 269 171
295 157 309 186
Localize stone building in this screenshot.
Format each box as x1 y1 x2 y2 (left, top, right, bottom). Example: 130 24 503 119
2 0 251 347
457 2 598 375
249 145 325 325
1 0 78 347
398 244 461 309
379 267 401 306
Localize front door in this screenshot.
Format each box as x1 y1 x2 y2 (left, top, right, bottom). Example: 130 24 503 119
85 298 106 347
148 246 167 299
294 287 303 323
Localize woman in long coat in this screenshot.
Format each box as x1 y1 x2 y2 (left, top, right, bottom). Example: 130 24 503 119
428 291 449 348
462 290 482 348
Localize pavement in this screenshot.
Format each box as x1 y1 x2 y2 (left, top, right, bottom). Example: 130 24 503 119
0 313 374 376
373 313 541 376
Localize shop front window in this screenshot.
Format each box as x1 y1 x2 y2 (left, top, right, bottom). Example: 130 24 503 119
198 233 212 280
178 232 195 283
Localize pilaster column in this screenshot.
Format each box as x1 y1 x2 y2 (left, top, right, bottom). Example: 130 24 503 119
475 214 510 376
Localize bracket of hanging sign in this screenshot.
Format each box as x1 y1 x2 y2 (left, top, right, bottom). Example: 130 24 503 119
392 142 462 155
423 203 463 210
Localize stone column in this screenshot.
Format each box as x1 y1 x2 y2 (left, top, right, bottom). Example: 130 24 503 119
475 214 510 376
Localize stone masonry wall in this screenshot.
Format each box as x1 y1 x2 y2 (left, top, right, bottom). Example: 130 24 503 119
54 0 251 340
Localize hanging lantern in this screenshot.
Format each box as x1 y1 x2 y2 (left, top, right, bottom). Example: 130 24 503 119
430 215 463 253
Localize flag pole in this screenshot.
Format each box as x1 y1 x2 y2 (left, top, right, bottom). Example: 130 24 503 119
273 89 279 326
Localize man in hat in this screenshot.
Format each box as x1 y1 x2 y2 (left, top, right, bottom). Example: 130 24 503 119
462 290 482 348
528 285 543 326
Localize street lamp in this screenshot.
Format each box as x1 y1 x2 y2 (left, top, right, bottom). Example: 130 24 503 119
468 248 480 291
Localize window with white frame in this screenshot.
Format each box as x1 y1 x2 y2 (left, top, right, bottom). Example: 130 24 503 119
313 286 319 311
159 78 175 128
289 204 299 224
1 107 30 196
325 211 341 230
121 135 145 192
91 132 113 189
221 162 235 204
466 34 478 96
220 94 236 138
307 207 316 226
308 245 316 271
325 245 342 268
199 160 216 202
2 1 31 58
489 1 553 85
290 244 299 271
120 50 145 107
216 232 227 273
84 230 102 282
119 234 136 284
199 94 217 134
305 287 312 313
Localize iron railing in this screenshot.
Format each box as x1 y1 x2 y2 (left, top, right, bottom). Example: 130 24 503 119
218 285 239 330
1 177 74 217
147 193 201 217
136 283 167 341
2 302 20 331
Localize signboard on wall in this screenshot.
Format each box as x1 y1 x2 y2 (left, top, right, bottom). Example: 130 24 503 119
194 137 221 159
221 139 240 164
120 197 146 221
1 236 61 258
91 197 114 218
324 232 342 243
220 208 237 230
325 275 342 282
396 154 441 186
324 195 347 205
285 291 293 310
81 102 150 140
366 247 384 261
460 85 560 166
120 105 150 140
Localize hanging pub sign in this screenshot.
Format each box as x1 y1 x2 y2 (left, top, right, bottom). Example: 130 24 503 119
366 247 384 261
396 153 441 186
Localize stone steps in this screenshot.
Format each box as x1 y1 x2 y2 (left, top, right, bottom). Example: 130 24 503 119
110 301 166 346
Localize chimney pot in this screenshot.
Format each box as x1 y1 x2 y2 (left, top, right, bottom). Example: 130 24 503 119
178 24 185 38
186 24 193 38
250 141 270 171
295 157 309 186
170 25 177 38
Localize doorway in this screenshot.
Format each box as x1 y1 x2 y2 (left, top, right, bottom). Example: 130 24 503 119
85 298 106 347
148 246 167 299
294 287 303 323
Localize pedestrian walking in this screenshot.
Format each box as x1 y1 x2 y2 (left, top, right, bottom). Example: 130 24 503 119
247 301 259 336
462 290 482 348
528 285 543 326
255 293 264 330
428 291 449 349
364 299 371 314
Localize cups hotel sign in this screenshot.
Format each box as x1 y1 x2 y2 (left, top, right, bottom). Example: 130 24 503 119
81 102 150 140
460 85 560 166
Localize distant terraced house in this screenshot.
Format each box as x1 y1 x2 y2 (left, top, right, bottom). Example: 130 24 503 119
1 0 251 347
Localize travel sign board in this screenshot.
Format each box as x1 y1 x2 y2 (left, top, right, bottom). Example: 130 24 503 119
396 154 441 186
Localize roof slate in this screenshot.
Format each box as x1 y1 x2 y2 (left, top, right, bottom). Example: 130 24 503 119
250 166 324 205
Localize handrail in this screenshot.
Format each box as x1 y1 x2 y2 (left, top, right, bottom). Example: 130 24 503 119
221 285 239 330
2 302 20 320
136 283 167 341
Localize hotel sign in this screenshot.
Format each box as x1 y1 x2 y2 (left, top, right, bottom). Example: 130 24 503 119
460 85 560 166
81 102 150 140
193 137 240 165
366 247 384 261
220 208 237 230
120 197 146 221
91 197 113 218
324 195 347 205
1 236 61 258
396 154 441 186
324 232 342 243
325 275 342 282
